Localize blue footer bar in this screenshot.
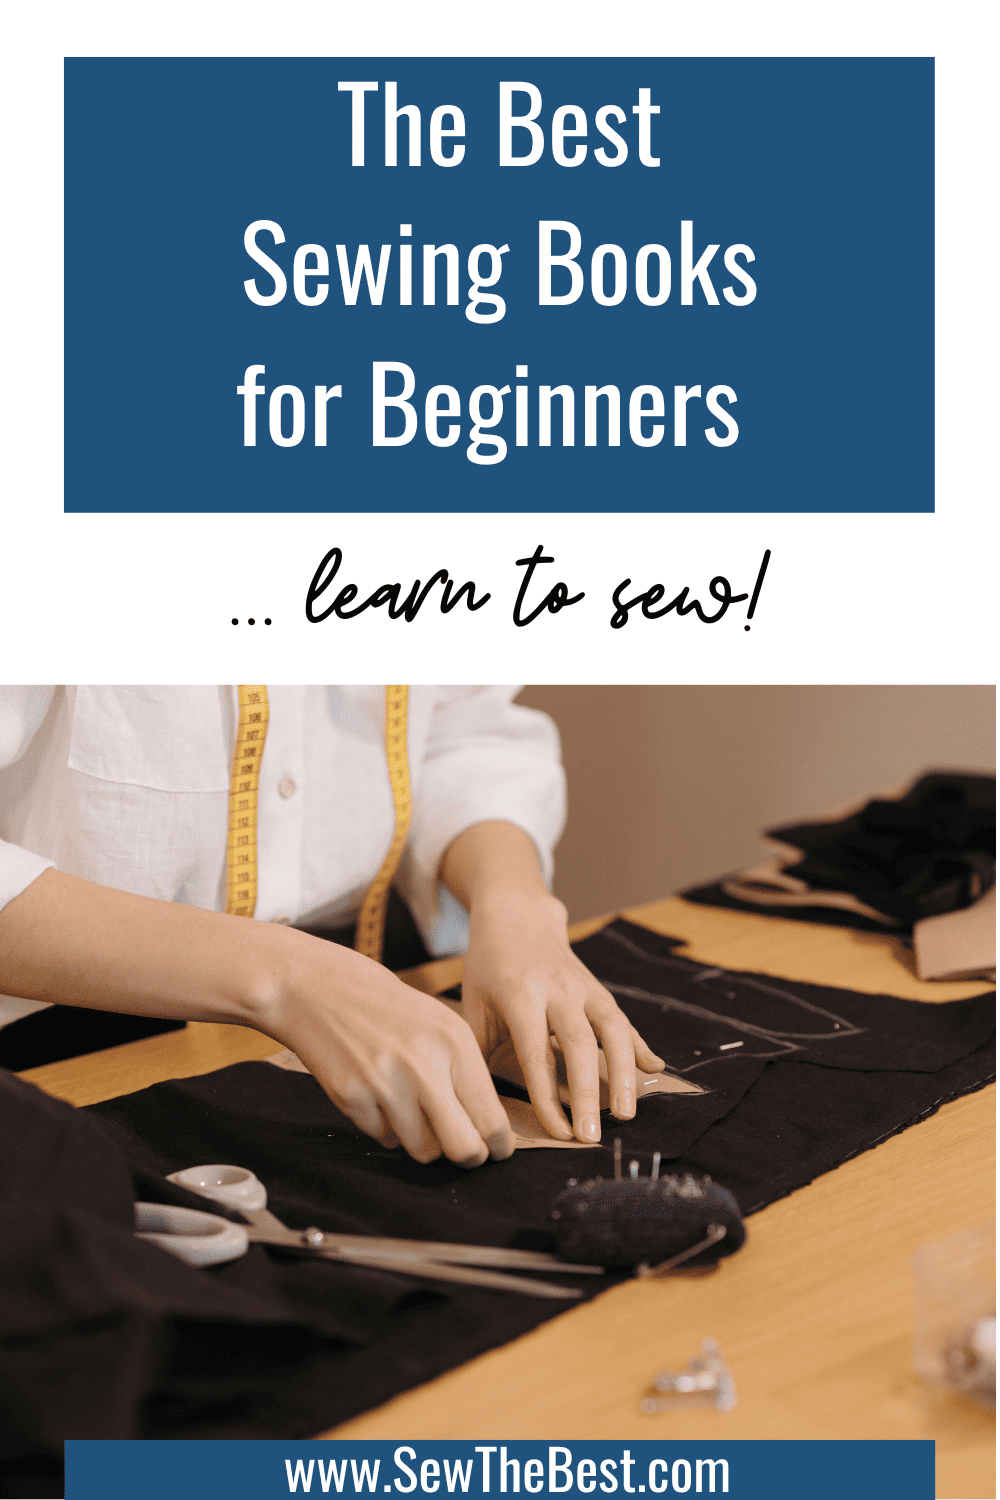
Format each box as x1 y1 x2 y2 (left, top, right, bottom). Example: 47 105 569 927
65 1439 934 1500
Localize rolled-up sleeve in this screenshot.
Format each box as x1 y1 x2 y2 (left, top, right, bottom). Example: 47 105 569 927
397 687 566 955
0 687 58 913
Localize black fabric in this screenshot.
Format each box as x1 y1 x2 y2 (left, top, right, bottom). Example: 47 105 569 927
2 918 993 1495
566 921 994 1186
688 772 995 932
767 772 995 925
681 881 910 933
0 1068 487 1497
0 1009 185 1072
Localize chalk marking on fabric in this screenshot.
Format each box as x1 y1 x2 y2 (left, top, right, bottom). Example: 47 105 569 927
596 925 866 1035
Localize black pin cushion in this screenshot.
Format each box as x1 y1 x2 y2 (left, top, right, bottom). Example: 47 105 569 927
549 1173 747 1270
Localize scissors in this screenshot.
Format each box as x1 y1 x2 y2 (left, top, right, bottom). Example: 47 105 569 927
133 1164 604 1300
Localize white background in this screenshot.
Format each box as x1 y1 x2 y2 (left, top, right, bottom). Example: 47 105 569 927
1 1 995 686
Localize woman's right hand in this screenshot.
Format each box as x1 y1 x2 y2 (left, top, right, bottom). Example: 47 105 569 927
262 936 517 1168
0 870 516 1169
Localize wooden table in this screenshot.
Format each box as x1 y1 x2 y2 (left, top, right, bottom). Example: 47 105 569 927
20 897 995 1499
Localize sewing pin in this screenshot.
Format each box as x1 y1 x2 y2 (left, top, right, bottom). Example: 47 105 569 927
629 1160 640 1179
613 1138 623 1179
651 1152 661 1181
637 1224 728 1279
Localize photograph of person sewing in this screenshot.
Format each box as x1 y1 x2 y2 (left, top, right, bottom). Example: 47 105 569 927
0 685 664 1165
1 684 993 1499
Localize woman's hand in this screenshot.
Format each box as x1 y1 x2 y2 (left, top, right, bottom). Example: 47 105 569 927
442 823 665 1144
0 868 516 1169
263 939 516 1167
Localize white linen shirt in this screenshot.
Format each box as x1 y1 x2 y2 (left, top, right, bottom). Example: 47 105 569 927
0 686 566 1028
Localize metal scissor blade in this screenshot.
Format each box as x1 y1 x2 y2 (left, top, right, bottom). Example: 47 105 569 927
246 1207 298 1239
311 1245 584 1299
243 1216 603 1275
309 1232 601 1275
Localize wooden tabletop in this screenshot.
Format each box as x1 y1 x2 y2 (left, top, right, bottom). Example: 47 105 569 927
20 897 995 1499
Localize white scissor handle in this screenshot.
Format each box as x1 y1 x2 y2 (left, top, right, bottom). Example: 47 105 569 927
134 1202 249 1267
166 1163 268 1213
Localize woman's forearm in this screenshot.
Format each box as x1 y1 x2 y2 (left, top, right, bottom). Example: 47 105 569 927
0 867 515 1166
0 867 308 1028
440 819 561 916
0 821 557 1015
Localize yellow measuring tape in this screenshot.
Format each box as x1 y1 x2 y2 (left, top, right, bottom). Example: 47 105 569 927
225 685 270 917
354 685 412 962
225 685 411 966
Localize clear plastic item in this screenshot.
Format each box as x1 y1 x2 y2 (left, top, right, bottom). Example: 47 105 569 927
640 1338 737 1413
913 1223 995 1407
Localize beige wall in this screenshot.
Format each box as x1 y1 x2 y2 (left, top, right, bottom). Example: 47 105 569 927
516 686 996 923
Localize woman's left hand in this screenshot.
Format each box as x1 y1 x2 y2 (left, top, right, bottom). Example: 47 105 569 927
459 887 665 1144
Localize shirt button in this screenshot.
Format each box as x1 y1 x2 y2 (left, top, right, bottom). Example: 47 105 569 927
278 777 296 799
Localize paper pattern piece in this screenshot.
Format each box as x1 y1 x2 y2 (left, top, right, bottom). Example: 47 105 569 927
913 887 996 982
483 1034 705 1109
265 1043 700 1149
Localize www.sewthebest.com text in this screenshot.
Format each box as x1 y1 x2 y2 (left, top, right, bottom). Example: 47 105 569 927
286 1448 730 1496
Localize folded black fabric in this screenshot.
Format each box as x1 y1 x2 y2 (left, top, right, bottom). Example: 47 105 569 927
681 880 907 933
2 918 993 1495
769 773 995 924
690 773 996 932
0 1070 466 1497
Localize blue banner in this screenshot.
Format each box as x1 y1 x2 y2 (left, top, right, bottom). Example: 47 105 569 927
65 1439 934 1499
64 58 933 514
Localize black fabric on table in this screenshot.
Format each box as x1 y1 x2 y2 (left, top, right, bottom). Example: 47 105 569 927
685 772 995 933
681 881 910 933
0 1009 185 1073
570 922 994 1209
2 919 993 1495
768 772 995 925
